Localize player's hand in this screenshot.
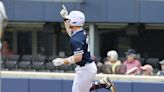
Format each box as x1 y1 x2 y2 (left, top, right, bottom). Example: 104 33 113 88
60 5 68 18
52 58 64 66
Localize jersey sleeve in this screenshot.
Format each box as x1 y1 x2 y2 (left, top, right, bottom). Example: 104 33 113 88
71 39 84 55
0 1 7 19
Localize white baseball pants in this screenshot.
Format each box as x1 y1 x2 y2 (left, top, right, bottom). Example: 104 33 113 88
72 62 97 92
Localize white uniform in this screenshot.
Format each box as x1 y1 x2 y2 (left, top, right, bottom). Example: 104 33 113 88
0 1 7 43
0 1 7 69
0 3 8 92
0 1 7 42
0 1 7 31
72 62 97 92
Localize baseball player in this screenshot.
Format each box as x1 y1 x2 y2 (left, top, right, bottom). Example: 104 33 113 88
0 1 8 66
0 1 7 44
0 2 7 89
52 5 116 92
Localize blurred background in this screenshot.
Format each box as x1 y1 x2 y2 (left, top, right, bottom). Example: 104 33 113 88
1 0 164 74
1 0 164 92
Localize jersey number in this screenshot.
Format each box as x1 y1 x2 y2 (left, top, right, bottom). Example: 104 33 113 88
86 36 90 52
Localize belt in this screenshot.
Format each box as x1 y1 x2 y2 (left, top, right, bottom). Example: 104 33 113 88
78 61 93 67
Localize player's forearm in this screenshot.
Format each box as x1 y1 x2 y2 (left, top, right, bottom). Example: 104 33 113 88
63 55 82 64
64 20 72 37
65 28 72 37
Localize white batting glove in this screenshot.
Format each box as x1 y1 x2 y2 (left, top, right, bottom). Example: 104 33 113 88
60 5 68 19
52 58 64 66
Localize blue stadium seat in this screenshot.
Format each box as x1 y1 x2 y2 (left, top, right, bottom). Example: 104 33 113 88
31 55 46 71
145 58 160 73
1 56 6 69
4 55 20 70
18 55 32 70
44 56 58 71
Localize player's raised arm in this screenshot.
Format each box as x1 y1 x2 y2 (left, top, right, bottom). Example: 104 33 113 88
60 5 68 19
60 5 72 37
64 20 72 37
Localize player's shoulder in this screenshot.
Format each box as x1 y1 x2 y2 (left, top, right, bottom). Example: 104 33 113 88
71 31 86 44
74 30 86 36
72 30 86 39
70 37 84 47
0 1 4 6
0 1 5 13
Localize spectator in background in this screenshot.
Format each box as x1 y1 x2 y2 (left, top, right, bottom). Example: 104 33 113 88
140 64 153 76
98 50 122 74
125 49 136 56
0 39 15 58
123 49 141 75
38 46 46 56
157 59 164 76
104 50 121 74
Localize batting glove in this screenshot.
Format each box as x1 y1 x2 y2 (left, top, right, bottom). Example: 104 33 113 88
52 58 64 66
60 5 68 19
